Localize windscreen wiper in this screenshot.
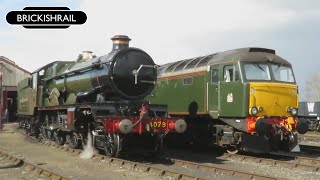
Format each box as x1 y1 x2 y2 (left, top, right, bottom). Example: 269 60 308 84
255 64 265 72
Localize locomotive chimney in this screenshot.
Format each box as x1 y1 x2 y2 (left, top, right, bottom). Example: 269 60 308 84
111 35 131 51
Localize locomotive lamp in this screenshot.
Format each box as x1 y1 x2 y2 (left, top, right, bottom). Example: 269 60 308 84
174 119 187 133
291 108 298 116
287 107 298 116
250 106 258 115
119 119 133 134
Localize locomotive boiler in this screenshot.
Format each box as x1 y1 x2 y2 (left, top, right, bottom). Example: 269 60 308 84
147 47 308 153
18 35 187 157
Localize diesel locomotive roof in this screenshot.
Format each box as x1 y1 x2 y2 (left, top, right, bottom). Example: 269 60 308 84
158 47 291 77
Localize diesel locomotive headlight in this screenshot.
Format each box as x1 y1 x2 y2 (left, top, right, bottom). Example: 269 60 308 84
250 107 258 115
258 106 264 112
291 108 298 116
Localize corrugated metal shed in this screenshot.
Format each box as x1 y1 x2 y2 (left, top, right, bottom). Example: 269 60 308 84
0 56 31 86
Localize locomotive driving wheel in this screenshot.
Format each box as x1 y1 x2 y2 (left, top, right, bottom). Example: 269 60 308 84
66 132 80 148
40 127 47 140
104 133 121 157
54 131 66 145
47 130 54 140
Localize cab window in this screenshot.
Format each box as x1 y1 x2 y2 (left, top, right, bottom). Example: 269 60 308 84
211 68 219 83
32 73 37 90
224 65 239 82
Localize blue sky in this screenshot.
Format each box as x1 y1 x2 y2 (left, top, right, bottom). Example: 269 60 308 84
0 0 319 100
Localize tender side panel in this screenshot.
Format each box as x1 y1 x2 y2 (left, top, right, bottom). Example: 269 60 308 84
17 78 35 116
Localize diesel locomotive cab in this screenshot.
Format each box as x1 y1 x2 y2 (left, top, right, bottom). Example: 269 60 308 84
240 61 305 152
148 47 305 154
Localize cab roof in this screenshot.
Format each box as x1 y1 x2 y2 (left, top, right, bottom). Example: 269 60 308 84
158 47 291 77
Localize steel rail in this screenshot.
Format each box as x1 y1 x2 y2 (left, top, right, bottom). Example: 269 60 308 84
223 152 320 172
0 149 70 180
20 129 283 180
43 141 282 180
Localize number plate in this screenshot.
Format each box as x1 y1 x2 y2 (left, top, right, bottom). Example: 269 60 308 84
149 121 167 128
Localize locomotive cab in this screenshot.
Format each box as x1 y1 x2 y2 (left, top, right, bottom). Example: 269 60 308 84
208 49 304 153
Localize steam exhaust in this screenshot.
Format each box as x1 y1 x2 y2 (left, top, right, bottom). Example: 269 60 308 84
80 131 98 159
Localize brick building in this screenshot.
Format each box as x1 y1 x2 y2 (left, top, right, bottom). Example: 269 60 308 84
0 56 30 122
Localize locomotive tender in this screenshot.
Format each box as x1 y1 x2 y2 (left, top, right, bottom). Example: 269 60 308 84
147 47 308 153
18 35 187 157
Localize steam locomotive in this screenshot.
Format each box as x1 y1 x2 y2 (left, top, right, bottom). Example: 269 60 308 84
147 47 308 153
18 35 187 157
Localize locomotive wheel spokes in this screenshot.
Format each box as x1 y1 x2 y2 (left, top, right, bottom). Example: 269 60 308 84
47 130 54 140
104 133 120 157
67 132 80 148
54 131 66 145
40 128 47 140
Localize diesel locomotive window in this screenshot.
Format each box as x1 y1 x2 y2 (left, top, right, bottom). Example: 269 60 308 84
224 65 239 82
243 63 270 81
183 77 193 85
32 73 37 90
211 68 219 83
271 64 295 83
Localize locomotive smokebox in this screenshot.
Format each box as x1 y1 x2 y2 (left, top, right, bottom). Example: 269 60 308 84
111 35 131 51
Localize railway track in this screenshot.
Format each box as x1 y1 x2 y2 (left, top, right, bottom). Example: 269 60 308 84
20 129 282 180
222 152 320 172
43 142 283 180
299 144 320 154
0 148 70 180
299 134 320 142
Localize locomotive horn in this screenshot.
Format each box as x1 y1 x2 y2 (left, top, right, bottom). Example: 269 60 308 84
111 35 131 51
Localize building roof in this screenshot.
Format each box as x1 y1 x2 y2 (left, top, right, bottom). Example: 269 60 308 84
0 56 31 74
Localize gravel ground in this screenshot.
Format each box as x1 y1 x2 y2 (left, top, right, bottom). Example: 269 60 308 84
2 123 320 180
164 147 320 180
0 123 163 180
